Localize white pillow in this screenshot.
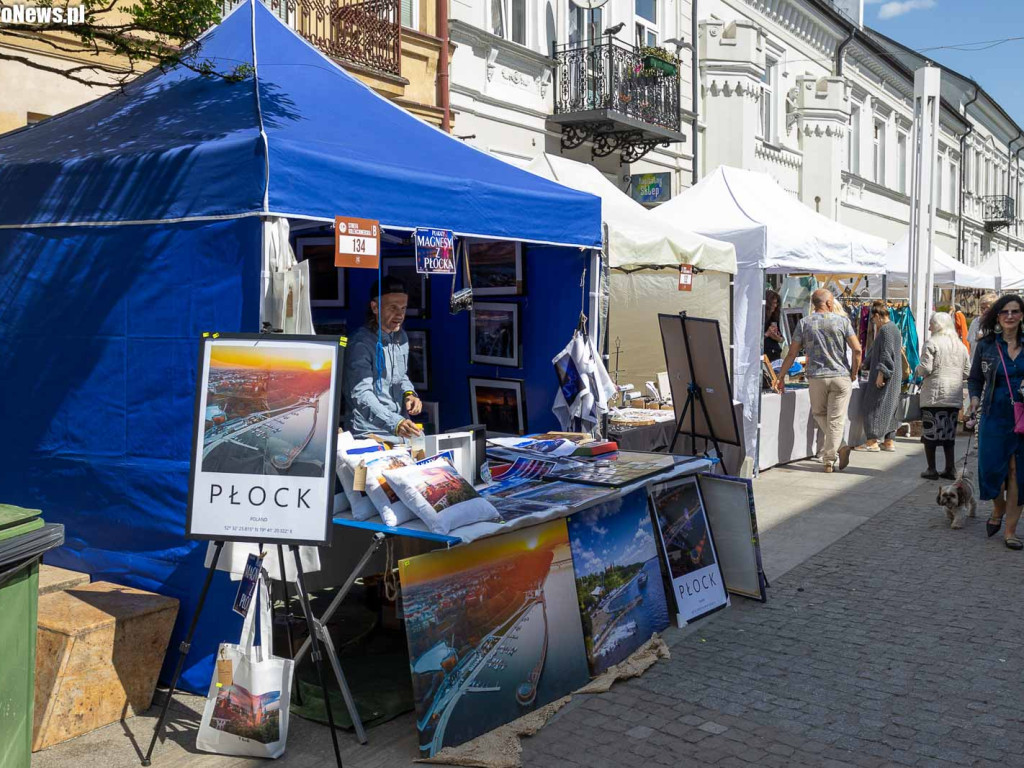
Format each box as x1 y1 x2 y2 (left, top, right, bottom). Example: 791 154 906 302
382 458 499 535
338 442 386 520
363 451 417 527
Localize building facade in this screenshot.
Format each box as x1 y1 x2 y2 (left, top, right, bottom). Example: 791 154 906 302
0 0 452 136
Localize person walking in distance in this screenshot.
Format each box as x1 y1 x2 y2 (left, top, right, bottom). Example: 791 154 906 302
775 289 863 472
968 294 1024 550
968 292 998 360
916 311 971 480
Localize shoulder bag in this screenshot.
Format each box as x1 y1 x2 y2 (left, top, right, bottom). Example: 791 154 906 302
995 342 1024 435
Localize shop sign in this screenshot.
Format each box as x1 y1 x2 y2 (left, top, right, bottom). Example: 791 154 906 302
678 264 693 292
335 215 380 269
630 172 672 205
414 227 455 274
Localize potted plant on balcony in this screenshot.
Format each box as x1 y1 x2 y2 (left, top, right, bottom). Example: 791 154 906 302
641 46 677 77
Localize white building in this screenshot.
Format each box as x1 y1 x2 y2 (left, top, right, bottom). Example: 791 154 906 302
448 0 1024 263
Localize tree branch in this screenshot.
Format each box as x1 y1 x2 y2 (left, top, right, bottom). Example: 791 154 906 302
0 50 126 87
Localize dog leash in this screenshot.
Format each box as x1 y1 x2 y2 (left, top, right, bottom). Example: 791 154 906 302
960 424 974 478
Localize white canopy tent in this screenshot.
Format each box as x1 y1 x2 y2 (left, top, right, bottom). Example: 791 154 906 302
885 235 995 290
651 166 888 469
525 154 737 273
977 251 1024 291
526 154 738 400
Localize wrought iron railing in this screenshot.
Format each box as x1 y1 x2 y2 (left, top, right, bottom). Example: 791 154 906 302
222 0 401 77
553 39 681 133
981 195 1015 224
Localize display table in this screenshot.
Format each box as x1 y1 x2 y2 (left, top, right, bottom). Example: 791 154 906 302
758 384 866 471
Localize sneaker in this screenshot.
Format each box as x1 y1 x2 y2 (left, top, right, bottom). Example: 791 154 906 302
921 469 939 480
824 462 834 473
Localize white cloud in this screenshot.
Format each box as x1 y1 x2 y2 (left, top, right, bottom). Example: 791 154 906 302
877 0 936 19
593 525 608 536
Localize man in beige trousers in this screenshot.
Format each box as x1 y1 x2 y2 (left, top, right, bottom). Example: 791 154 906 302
775 289 862 472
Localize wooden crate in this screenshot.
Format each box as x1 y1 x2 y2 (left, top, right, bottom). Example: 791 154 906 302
33 582 179 751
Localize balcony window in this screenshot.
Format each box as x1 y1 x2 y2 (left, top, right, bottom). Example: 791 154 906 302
635 0 657 47
759 59 776 142
492 0 526 44
569 2 602 45
401 0 417 28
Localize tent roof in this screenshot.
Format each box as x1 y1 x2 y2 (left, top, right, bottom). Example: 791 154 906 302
977 251 1024 291
525 154 737 273
651 166 887 274
0 1 601 248
885 235 995 290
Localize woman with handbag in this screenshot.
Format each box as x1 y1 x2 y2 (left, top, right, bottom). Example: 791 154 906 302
968 295 1024 551
916 312 971 479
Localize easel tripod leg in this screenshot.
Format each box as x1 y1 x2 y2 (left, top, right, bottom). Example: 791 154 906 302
291 546 344 768
276 544 303 706
141 540 224 767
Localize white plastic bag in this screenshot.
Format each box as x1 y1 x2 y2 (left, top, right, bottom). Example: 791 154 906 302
197 571 293 758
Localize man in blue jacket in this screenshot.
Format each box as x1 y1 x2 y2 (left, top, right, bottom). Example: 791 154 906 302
342 275 423 438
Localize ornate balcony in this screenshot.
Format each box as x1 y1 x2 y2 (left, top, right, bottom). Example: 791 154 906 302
223 0 401 77
551 38 685 163
981 195 1015 231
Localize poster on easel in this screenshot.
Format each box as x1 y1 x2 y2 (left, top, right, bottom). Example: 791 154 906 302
648 476 728 624
186 334 341 546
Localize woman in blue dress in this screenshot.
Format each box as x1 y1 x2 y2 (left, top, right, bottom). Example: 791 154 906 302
968 294 1024 550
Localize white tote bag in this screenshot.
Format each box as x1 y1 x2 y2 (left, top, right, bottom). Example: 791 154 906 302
196 572 293 758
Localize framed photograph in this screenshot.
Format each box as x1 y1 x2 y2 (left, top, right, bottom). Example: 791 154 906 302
781 307 805 343
296 237 345 308
186 334 341 546
469 377 526 435
470 302 520 367
420 400 439 433
468 240 524 296
382 257 429 318
406 329 429 391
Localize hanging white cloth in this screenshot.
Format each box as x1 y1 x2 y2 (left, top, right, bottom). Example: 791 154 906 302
551 332 617 432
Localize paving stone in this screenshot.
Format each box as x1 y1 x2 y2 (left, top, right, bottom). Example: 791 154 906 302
625 725 654 740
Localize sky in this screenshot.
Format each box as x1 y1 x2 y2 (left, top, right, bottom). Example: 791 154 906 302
863 0 1024 127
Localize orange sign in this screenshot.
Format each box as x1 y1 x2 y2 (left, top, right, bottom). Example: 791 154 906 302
678 264 693 292
335 216 380 269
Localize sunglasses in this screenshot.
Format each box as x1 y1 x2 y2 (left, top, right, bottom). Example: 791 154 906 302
998 308 1022 317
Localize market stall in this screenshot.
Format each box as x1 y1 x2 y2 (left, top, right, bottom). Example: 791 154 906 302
977 251 1024 291
650 166 888 471
524 154 737 396
885 235 995 292
0 0 607 695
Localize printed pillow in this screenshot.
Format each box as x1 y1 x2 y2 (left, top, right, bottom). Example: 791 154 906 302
364 452 418 527
337 442 386 520
382 458 499 535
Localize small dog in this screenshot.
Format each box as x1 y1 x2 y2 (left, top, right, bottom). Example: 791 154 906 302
937 472 978 529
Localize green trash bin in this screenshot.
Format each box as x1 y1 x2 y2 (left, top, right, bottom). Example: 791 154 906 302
0 504 65 768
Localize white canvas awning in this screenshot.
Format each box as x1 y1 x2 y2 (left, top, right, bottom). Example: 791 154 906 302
525 154 737 274
977 251 1024 291
885 235 995 290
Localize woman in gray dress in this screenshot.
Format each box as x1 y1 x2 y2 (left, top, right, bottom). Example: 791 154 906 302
841 301 902 464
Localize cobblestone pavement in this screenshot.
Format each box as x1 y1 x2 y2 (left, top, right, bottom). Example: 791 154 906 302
521 465 1024 768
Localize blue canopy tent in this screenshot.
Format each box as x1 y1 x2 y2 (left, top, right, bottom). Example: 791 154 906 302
0 0 601 693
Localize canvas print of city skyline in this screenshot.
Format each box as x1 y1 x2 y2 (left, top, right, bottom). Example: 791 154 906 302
567 488 670 676
201 341 335 478
399 520 589 756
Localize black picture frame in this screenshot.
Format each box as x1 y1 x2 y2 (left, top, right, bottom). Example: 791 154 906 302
407 329 430 391
296 237 346 308
469 377 527 435
383 257 430 318
185 333 341 547
467 240 524 296
470 301 521 367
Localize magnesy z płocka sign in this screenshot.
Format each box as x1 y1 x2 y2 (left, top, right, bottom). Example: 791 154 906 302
415 228 456 274
186 334 341 546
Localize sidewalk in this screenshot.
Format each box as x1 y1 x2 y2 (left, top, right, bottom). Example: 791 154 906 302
36 437 1020 768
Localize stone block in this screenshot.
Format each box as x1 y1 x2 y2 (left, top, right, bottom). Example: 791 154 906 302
37 564 89 596
33 581 178 751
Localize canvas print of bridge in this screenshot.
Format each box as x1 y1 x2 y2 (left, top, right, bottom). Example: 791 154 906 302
200 340 335 479
399 520 589 756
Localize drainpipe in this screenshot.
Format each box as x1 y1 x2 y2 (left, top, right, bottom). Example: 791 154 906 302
834 26 855 77
690 0 699 185
1007 128 1022 198
958 84 979 264
437 0 451 132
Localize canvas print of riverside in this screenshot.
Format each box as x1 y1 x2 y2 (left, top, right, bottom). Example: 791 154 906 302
399 520 589 756
567 488 670 676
